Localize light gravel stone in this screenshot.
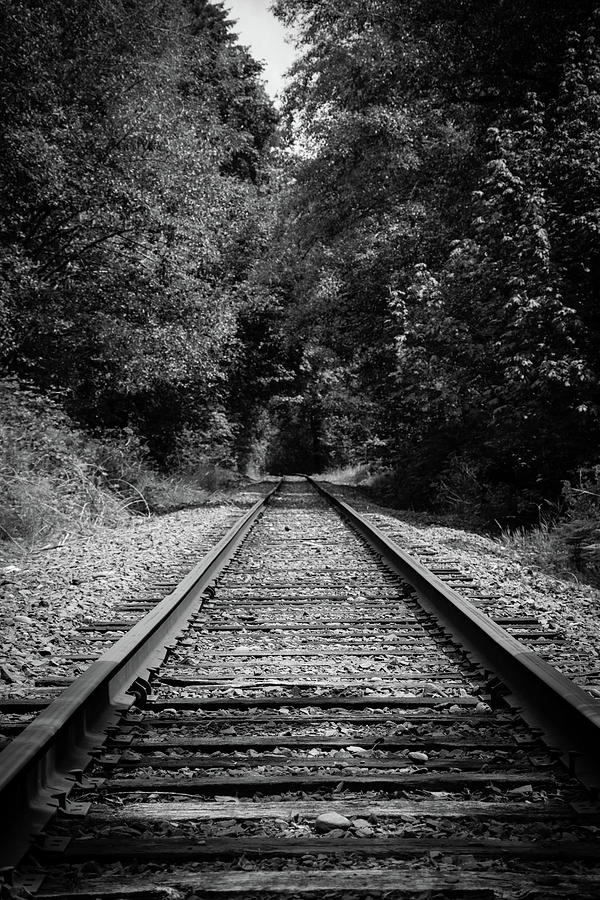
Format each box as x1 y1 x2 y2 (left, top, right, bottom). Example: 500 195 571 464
408 751 429 762
315 812 351 832
0 485 272 706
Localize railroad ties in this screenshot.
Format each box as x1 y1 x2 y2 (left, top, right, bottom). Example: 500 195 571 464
10 480 600 897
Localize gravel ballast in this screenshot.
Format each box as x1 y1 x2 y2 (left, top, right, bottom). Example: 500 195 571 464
2 477 600 720
325 483 600 699
0 485 273 711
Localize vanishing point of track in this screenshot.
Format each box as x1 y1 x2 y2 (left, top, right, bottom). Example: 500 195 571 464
2 478 600 898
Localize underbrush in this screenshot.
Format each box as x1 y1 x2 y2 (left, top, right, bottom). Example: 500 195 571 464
498 468 600 585
0 379 234 550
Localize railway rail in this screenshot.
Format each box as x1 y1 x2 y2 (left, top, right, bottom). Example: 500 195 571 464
2 477 600 898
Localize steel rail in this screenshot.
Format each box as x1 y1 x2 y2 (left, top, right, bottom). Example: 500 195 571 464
0 480 282 868
308 476 600 791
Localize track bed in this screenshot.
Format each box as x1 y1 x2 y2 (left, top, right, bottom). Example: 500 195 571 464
4 480 600 898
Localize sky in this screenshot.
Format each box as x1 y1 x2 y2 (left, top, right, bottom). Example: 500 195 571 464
220 0 297 102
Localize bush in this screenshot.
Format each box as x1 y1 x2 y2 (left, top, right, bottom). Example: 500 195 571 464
431 453 487 519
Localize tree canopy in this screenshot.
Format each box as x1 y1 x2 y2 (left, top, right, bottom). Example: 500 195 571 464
0 0 280 463
3 0 600 525
266 0 600 520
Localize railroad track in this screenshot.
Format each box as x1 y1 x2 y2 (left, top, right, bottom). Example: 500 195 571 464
2 477 600 898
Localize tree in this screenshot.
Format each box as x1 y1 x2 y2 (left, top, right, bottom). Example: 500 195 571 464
0 0 280 464
271 0 600 515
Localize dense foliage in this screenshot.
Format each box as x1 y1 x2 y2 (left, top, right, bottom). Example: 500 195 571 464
270 0 600 523
4 0 600 540
0 0 280 467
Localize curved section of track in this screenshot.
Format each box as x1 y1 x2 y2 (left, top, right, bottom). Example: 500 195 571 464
2 478 600 898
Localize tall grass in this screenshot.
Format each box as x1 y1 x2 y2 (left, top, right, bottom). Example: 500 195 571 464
0 379 228 551
0 380 122 548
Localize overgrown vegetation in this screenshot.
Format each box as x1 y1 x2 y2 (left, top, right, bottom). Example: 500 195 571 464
3 0 600 566
0 379 228 548
269 0 600 513
495 475 600 586
0 0 283 467
0 0 285 543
